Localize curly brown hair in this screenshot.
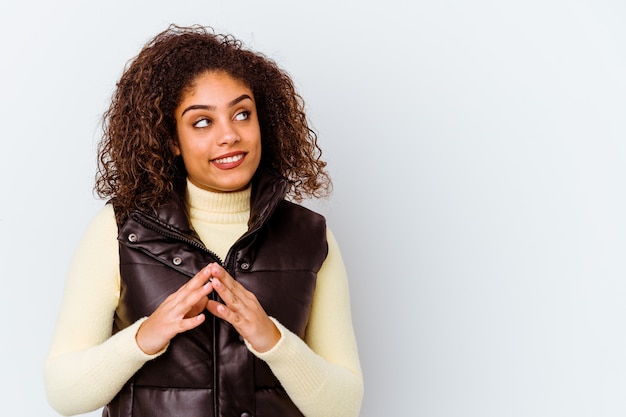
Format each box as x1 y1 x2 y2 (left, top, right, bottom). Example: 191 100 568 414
96 24 331 222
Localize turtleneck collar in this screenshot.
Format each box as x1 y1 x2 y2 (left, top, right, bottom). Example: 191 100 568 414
185 179 251 225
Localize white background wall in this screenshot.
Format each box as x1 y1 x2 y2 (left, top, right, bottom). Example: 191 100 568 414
1 0 625 416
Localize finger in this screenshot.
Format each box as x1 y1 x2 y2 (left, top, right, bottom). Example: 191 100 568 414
210 277 245 311
184 296 211 318
183 280 213 313
178 313 207 332
206 298 241 325
169 280 212 311
207 263 241 287
183 263 217 294
167 269 214 316
207 264 249 301
185 265 214 290
205 296 279 353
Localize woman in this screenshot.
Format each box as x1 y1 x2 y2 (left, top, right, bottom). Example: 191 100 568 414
44 25 363 417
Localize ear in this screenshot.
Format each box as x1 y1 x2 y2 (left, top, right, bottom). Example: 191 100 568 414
173 142 181 156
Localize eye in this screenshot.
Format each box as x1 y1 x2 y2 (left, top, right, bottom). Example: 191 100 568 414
234 110 250 121
193 118 211 128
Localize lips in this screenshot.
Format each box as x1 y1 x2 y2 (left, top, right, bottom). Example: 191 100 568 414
211 152 246 169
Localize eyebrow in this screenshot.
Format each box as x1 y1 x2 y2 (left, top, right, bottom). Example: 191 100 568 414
180 94 253 117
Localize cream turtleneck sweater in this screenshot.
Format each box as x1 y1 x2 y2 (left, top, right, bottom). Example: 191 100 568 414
45 181 363 417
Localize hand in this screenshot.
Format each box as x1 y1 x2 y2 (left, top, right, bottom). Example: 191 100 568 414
205 262 281 353
135 266 213 355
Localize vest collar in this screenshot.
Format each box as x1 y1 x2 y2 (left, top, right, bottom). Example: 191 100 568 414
144 169 288 236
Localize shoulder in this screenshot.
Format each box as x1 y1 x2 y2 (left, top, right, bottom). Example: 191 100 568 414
71 204 120 269
82 204 118 239
275 200 327 229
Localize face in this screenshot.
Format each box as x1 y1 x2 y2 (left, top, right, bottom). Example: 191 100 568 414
174 71 262 193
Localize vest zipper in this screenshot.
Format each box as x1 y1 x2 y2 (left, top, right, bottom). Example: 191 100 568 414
133 211 226 412
132 213 225 266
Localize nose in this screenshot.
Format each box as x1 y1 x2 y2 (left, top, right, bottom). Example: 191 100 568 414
217 122 240 146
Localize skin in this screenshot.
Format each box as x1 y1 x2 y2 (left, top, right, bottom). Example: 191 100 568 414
173 71 262 193
135 71 281 355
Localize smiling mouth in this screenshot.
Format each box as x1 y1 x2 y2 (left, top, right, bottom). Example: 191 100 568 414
212 154 244 164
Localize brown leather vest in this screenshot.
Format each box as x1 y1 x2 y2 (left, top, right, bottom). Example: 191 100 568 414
103 173 328 417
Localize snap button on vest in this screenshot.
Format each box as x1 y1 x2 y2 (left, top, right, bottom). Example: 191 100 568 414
241 412 252 417
128 233 137 243
172 256 182 265
240 262 250 270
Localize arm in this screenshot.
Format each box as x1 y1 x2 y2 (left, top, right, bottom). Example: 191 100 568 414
246 229 364 417
44 205 162 416
45 205 229 415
